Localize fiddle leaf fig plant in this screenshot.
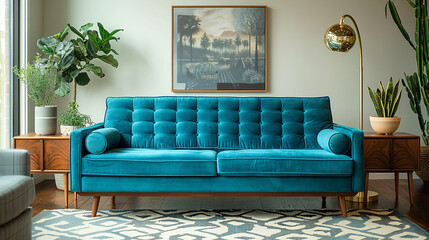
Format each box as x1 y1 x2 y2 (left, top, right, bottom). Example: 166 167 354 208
37 22 123 101
368 77 402 117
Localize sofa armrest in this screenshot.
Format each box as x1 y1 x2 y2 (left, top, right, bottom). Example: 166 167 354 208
70 123 104 192
0 149 30 176
333 124 364 192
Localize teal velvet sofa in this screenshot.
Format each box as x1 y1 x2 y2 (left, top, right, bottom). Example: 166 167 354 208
70 96 364 217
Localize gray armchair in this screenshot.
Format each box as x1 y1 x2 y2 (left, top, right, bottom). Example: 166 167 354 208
0 149 35 240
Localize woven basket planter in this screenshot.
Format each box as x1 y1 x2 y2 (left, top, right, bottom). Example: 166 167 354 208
416 145 429 182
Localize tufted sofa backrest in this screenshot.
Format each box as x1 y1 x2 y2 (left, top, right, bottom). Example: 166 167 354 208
104 97 333 149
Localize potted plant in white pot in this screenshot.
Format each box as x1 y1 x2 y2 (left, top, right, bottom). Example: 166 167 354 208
58 101 91 136
14 57 58 135
368 77 402 135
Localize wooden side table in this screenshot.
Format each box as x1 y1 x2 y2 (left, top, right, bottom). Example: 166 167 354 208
13 133 76 208
364 132 419 205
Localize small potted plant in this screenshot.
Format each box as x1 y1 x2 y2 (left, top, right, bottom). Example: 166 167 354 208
14 57 58 135
368 77 402 135
58 101 92 136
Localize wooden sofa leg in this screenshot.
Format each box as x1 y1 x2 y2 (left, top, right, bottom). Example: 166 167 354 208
92 196 100 217
338 196 347 217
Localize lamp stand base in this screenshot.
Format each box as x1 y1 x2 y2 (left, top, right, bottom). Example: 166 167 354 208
345 191 378 203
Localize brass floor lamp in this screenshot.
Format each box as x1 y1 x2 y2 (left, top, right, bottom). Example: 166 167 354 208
324 15 377 203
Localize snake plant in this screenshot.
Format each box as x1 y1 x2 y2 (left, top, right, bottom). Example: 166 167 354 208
368 77 402 117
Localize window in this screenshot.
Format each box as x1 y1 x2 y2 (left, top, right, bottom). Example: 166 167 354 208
0 0 10 148
0 0 17 148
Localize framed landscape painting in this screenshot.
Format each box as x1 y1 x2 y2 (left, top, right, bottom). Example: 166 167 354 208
172 6 267 92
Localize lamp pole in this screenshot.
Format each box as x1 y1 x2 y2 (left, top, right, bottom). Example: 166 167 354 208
340 15 363 130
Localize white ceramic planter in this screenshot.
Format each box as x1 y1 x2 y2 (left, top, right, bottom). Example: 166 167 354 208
369 116 401 135
35 106 57 135
60 125 79 136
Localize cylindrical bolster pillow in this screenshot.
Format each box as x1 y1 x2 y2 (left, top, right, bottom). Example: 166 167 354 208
317 129 351 154
85 128 121 154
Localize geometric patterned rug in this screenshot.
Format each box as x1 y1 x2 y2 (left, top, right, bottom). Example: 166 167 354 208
32 209 429 239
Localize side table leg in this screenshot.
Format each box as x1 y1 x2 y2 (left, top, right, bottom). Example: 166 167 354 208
407 172 414 205
395 172 399 201
74 192 78 209
64 173 68 208
364 172 369 205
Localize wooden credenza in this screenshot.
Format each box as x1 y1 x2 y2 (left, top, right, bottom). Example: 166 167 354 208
364 132 419 205
13 133 72 208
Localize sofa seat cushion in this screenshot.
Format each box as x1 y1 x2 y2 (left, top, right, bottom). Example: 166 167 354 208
217 149 353 176
82 148 217 176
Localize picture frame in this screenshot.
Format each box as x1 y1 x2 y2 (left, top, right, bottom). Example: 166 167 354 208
171 6 268 92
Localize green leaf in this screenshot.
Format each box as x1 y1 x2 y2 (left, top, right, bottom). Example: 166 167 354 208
55 79 70 97
98 54 118 68
391 89 402 116
368 87 382 117
385 2 389 18
107 29 123 39
422 85 429 113
37 37 58 54
386 78 394 105
102 29 123 43
60 55 74 69
101 42 111 54
101 48 111 55
53 26 70 41
55 41 74 57
85 63 104 77
408 0 417 7
87 31 101 49
387 0 416 50
86 39 98 57
376 92 386 117
110 48 119 55
75 72 90 86
97 22 108 40
392 77 400 103
61 74 73 83
404 77 419 113
68 24 84 39
80 23 93 32
379 81 386 110
70 69 80 79
72 39 86 61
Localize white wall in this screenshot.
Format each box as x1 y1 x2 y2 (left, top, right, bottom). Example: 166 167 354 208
36 0 420 180
39 0 419 136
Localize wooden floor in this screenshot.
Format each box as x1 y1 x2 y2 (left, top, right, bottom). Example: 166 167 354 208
32 179 429 232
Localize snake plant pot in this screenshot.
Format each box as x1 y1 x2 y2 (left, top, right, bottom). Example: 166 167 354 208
60 125 79 136
369 116 401 135
35 106 57 135
416 145 429 182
